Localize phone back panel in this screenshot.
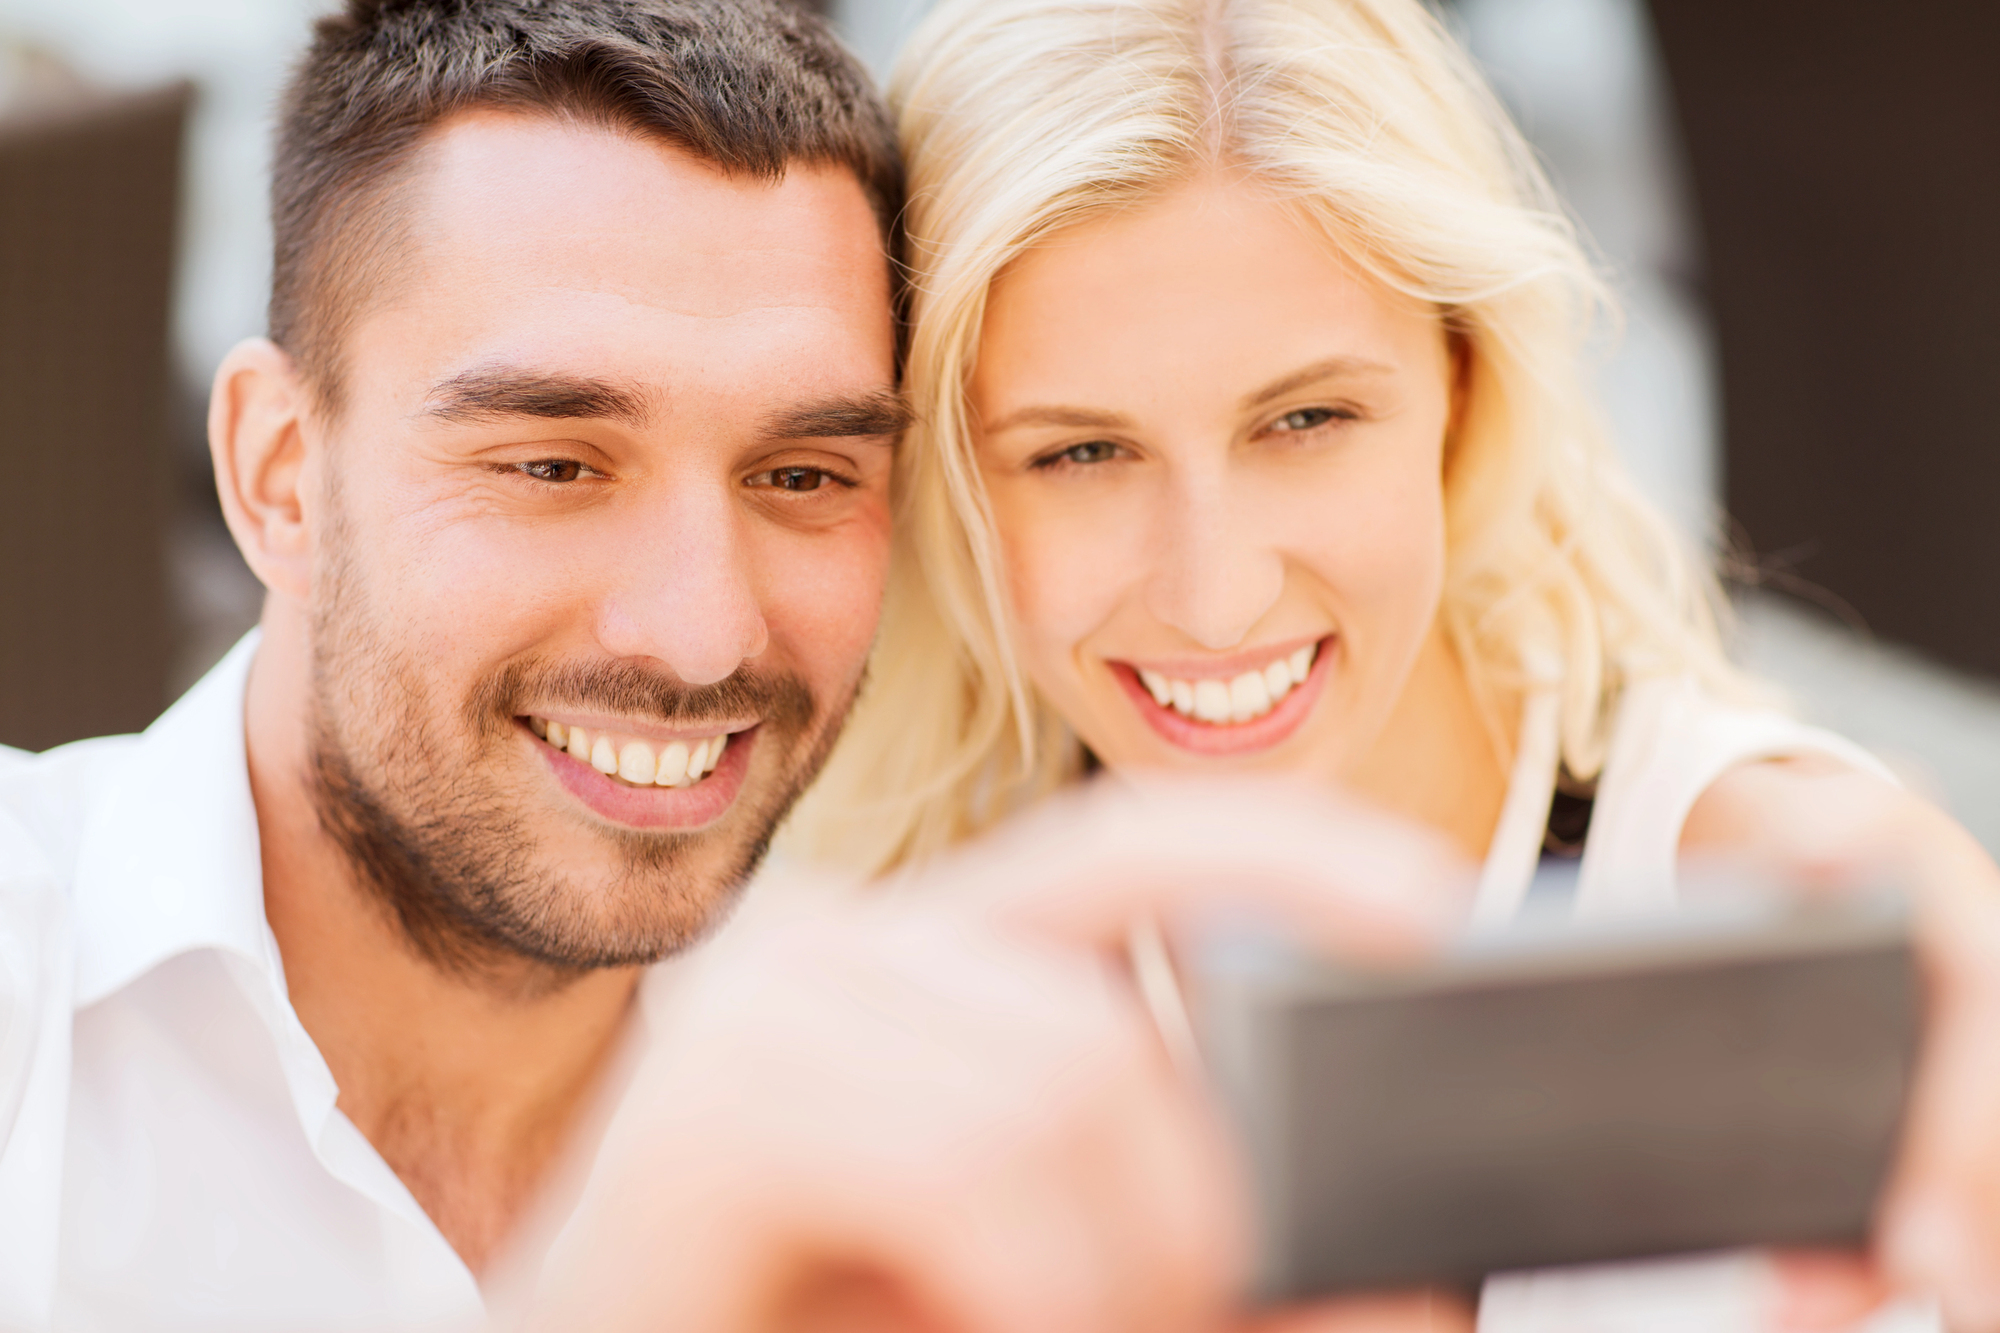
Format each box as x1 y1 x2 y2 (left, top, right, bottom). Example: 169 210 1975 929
1203 915 1919 1298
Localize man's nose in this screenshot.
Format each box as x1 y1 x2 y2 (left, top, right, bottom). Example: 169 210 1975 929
593 482 770 686
1141 461 1285 651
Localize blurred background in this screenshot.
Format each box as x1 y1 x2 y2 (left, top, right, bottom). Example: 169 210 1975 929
1 0 1995 846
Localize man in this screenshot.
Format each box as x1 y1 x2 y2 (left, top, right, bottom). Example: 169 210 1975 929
0 0 904 1321
0 2 1469 1328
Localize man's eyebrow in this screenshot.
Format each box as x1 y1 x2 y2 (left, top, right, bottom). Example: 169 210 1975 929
1240 356 1394 412
421 368 657 428
982 405 1133 435
768 390 913 440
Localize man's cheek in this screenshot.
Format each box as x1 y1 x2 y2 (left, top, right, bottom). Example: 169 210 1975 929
758 525 891 681
416 521 597 636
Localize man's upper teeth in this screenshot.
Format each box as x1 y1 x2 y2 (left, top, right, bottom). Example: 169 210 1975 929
1137 643 1318 725
527 717 730 788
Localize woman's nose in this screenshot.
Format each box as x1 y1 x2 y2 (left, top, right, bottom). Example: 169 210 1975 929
1141 465 1285 651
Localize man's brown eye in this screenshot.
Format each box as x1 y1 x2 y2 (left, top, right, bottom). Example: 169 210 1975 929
518 459 583 483
769 467 826 492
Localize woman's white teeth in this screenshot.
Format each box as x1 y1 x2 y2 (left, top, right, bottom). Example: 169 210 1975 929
1137 642 1319 726
529 719 731 788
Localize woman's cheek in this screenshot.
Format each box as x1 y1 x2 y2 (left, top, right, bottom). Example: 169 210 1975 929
1299 447 1441 564
1284 456 1448 658
999 499 1131 655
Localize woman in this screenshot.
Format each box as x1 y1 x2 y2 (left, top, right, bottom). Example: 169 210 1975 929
785 0 2000 1325
785 0 1994 1324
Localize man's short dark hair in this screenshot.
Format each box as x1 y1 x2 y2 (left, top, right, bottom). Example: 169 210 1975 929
270 0 901 411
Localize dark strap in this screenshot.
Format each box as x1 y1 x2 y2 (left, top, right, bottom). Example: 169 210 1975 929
1524 767 1597 912
1542 766 1597 858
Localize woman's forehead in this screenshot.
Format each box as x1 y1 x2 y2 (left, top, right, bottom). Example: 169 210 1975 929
972 178 1448 413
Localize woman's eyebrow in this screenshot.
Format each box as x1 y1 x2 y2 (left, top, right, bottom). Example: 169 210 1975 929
983 405 1132 434
1240 356 1394 411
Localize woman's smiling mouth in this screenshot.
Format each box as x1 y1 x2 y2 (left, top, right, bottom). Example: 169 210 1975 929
1112 637 1332 755
1136 641 1318 724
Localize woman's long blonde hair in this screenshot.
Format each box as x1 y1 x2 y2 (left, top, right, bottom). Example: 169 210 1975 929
786 0 1751 876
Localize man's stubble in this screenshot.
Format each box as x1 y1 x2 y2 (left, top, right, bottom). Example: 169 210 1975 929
302 490 861 987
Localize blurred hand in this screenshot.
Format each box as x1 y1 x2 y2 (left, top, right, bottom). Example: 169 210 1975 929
498 778 1475 1333
921 774 1472 958
1686 759 2000 1331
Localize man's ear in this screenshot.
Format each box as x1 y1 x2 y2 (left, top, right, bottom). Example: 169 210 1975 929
209 338 317 603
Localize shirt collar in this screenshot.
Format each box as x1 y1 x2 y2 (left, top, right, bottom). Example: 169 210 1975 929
71 630 277 1008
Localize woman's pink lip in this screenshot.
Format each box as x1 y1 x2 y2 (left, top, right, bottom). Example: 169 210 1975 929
1113 638 1333 756
1119 633 1327 681
533 721 755 830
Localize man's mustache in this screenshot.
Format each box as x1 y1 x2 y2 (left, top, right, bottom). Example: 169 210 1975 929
470 656 816 733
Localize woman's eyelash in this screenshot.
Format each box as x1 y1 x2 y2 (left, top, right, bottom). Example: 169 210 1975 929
1269 406 1358 433
1031 440 1122 470
1029 409 1358 469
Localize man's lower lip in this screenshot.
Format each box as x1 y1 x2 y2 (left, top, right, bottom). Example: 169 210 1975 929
1114 640 1332 756
533 722 757 830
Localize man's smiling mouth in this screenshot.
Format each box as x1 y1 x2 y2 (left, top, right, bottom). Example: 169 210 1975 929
1134 641 1319 726
527 716 733 789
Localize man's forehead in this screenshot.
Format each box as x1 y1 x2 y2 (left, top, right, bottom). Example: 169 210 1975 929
338 108 898 428
401 109 887 307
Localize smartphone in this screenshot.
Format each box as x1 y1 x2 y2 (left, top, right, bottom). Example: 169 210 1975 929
1192 894 1920 1299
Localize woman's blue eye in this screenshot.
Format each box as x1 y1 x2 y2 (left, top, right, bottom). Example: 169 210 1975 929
1050 440 1118 466
1274 407 1338 432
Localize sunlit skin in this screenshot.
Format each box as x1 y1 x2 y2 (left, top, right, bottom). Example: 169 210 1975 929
972 172 1510 859
210 111 897 1267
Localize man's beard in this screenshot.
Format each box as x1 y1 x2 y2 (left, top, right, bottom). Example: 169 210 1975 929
304 540 852 986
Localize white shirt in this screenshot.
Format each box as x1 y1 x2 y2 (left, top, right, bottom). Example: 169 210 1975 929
0 634 485 1331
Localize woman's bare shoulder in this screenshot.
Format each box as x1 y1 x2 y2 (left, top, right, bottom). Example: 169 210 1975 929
1681 751 1964 870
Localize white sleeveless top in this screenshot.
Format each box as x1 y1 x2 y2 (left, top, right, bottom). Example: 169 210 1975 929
1472 677 1934 1333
